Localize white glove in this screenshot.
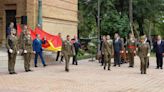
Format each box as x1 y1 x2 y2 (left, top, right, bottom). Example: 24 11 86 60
33 51 36 54
9 49 13 53
147 53 150 57
17 51 20 54
126 51 128 53
24 50 27 53
134 51 136 53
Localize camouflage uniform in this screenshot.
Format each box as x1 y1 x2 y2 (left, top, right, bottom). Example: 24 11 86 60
22 34 33 71
6 34 18 74
138 39 150 74
102 40 114 70
62 40 73 72
127 38 136 67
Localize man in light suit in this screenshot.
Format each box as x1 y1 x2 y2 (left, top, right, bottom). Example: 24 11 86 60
33 34 47 67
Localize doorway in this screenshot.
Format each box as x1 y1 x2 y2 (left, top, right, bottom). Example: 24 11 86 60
5 10 16 32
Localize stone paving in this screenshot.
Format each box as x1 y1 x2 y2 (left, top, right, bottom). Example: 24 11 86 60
0 56 164 92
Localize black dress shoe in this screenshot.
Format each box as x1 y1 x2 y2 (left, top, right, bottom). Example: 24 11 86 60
28 69 32 72
156 67 159 69
43 64 47 67
108 68 111 71
160 67 163 69
25 70 29 72
113 65 116 67
129 66 133 68
104 67 106 70
12 72 17 74
35 65 38 67
9 72 13 74
65 69 69 72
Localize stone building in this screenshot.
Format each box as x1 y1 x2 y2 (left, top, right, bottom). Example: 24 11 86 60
0 0 78 45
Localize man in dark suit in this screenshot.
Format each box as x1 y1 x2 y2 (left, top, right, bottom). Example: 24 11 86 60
6 22 14 38
72 35 81 65
113 33 122 67
56 33 64 62
33 34 47 67
153 35 164 69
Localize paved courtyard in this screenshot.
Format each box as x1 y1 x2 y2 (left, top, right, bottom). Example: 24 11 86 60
0 57 164 92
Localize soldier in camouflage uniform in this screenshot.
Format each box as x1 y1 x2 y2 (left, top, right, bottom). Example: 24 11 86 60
102 35 114 70
126 33 137 68
22 31 33 72
138 36 150 74
20 25 28 49
6 29 19 74
62 35 73 72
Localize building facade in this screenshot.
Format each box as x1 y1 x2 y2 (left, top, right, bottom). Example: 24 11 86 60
0 0 78 45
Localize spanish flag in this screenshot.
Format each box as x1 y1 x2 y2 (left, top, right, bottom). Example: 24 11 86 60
17 24 62 52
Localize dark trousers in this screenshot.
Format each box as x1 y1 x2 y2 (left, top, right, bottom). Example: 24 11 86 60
73 51 78 65
114 52 121 66
34 51 46 65
147 58 149 68
101 54 104 66
56 51 63 61
156 53 163 68
72 55 78 65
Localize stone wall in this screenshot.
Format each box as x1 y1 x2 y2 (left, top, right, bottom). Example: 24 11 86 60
0 0 78 45
0 0 26 45
42 0 78 38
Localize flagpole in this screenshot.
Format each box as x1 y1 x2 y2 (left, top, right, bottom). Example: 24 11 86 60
38 0 42 29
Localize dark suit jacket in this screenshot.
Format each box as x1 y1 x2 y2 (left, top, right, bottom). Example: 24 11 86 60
113 39 122 53
73 41 81 53
6 27 11 38
153 40 164 54
33 39 46 53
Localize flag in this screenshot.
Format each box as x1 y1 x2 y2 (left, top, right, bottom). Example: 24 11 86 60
35 28 62 51
16 24 62 52
17 24 22 37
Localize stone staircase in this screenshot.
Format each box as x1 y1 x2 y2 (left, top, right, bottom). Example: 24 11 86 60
0 47 60 68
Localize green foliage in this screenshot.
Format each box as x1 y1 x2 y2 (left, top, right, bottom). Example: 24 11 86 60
78 0 164 38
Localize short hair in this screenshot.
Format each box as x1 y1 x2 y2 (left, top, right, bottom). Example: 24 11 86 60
67 35 70 37
36 34 39 37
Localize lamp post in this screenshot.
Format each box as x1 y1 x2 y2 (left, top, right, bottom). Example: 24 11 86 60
38 0 42 29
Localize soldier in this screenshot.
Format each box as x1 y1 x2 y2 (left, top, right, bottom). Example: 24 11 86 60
62 35 73 72
6 28 19 74
22 31 33 72
102 35 114 70
19 25 28 49
126 33 137 68
144 35 151 68
137 36 150 74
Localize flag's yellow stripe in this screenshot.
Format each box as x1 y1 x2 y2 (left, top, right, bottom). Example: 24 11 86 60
44 40 62 52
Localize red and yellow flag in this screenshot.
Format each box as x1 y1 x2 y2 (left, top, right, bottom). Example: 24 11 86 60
17 24 22 37
34 28 62 51
17 24 62 52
